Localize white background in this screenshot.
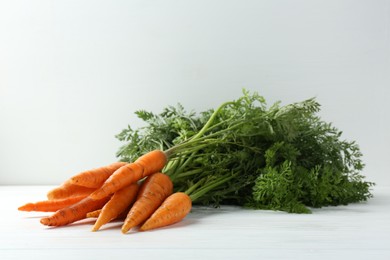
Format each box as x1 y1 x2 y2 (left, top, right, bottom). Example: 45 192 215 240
1 0 389 186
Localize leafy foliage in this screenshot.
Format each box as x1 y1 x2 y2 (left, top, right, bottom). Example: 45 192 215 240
116 90 374 213
116 104 209 162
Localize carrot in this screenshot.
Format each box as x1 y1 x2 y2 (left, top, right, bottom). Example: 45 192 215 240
86 209 101 218
134 150 168 178
121 172 173 234
90 150 167 200
87 207 130 220
91 183 139 231
18 195 88 212
40 196 110 227
139 192 192 231
46 181 96 200
69 162 128 188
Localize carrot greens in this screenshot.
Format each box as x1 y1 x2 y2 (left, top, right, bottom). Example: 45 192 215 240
116 90 374 213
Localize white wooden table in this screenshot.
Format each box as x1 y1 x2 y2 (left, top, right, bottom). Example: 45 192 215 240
1 185 389 260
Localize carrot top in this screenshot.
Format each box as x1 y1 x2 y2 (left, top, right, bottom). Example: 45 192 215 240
116 89 374 213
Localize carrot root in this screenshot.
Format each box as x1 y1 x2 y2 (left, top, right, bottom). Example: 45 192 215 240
18 195 88 212
90 150 167 200
92 183 139 232
46 181 96 200
86 209 101 218
121 172 173 234
40 196 110 227
70 162 128 188
140 192 192 231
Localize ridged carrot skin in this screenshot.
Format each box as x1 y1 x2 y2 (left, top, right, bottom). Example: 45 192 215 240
70 162 128 188
40 196 110 227
46 181 96 200
121 172 173 234
89 163 143 200
140 192 192 231
18 195 88 212
92 183 139 231
134 150 167 178
90 150 167 200
87 207 130 220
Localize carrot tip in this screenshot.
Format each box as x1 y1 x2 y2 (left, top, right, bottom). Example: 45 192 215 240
91 224 101 232
40 218 50 226
91 227 98 232
18 203 32 211
121 227 129 234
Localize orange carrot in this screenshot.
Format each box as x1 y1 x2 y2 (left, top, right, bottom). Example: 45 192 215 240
139 192 192 231
46 181 96 200
92 183 139 231
86 209 101 218
87 207 130 220
121 172 173 234
40 196 110 227
70 162 128 188
18 195 88 212
90 150 167 200
134 150 167 178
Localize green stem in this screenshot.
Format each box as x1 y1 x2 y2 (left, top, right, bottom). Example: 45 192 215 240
166 153 199 181
191 101 235 140
188 174 236 202
175 168 203 179
162 157 182 176
164 101 235 157
174 152 197 176
183 178 205 197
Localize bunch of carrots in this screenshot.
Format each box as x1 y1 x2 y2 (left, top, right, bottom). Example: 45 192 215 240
18 150 192 233
19 90 374 230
